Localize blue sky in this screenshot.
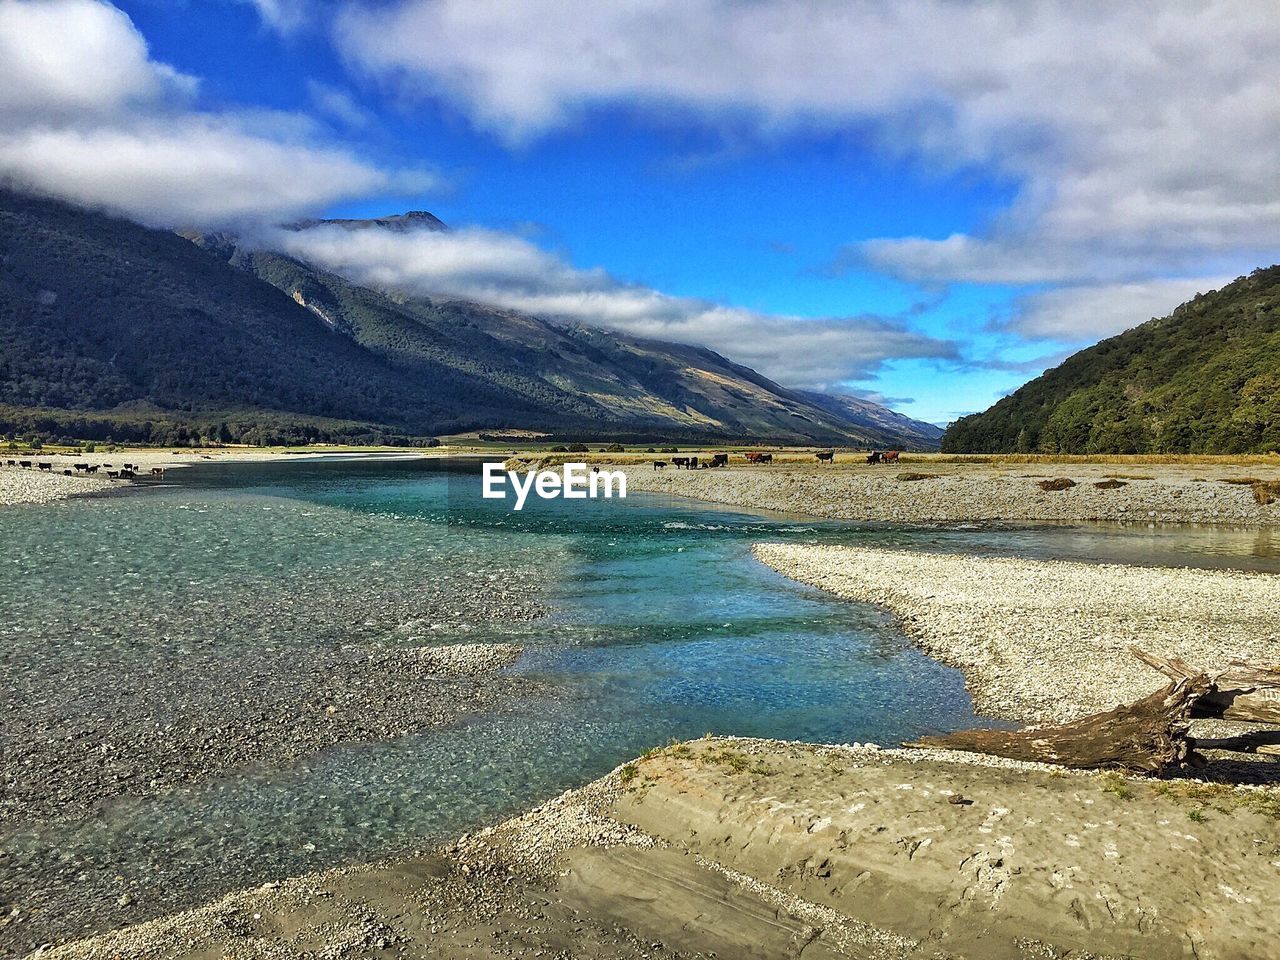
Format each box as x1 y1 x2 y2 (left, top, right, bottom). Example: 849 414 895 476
4 1 1277 425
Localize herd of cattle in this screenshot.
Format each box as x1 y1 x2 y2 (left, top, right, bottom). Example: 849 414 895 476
3 459 164 480
652 450 901 470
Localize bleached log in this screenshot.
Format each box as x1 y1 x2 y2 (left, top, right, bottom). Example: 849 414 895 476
909 677 1211 773
1131 647 1280 724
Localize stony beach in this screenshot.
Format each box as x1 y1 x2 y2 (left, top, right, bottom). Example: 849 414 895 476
754 543 1280 726
622 457 1280 525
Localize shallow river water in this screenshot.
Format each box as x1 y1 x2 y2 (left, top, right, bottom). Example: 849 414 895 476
3 455 1278 948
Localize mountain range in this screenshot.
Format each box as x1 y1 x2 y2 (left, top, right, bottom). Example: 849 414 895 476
943 268 1280 454
0 189 941 448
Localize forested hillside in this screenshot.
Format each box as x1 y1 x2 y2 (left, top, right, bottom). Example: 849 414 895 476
943 269 1280 454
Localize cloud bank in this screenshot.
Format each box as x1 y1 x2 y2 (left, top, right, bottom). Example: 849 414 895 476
275 223 959 388
0 0 427 226
337 0 1280 341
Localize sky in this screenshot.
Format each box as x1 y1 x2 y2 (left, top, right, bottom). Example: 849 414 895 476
3 1 1279 425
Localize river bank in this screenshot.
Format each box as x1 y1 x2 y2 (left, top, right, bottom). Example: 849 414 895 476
39 737 1280 960
621 458 1280 525
754 543 1280 728
0 448 431 507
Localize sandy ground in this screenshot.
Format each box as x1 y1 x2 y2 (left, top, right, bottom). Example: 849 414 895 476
754 543 1280 726
620 458 1280 525
35 738 1280 960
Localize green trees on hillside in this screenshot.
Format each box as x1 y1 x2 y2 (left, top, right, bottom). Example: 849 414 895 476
943 267 1280 454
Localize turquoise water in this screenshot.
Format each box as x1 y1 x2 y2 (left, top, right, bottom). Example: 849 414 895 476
4 456 1279 944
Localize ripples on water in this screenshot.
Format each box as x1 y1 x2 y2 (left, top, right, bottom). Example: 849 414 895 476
2 455 1277 947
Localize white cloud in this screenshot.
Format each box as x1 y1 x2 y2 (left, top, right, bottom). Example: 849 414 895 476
0 0 426 226
1009 277 1234 342
238 0 310 34
335 0 1280 308
273 223 958 387
0 0 194 117
307 80 375 130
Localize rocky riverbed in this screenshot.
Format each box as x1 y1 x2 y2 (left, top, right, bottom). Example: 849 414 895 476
37 737 1280 960
622 459 1280 525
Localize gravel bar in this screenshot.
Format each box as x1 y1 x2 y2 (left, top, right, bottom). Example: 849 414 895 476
623 460 1280 524
755 542 1280 724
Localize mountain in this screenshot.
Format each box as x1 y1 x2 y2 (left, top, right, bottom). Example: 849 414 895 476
289 211 449 233
794 390 943 450
0 189 930 447
942 268 1280 454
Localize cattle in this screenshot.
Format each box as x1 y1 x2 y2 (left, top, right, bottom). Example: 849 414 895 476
866 451 882 464
37 462 52 471
107 470 119 479
744 452 773 464
4 460 14 466
688 456 700 470
653 461 667 470
18 460 31 468
816 451 835 464
151 467 166 478
671 457 690 469
86 465 99 474
63 469 73 476
73 463 89 471
882 451 901 464
710 453 728 467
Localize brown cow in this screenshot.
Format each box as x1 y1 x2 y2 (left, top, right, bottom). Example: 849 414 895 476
882 451 901 464
151 467 166 478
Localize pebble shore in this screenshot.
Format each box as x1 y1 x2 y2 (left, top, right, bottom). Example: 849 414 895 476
755 542 1280 725
0 467 113 505
623 460 1280 524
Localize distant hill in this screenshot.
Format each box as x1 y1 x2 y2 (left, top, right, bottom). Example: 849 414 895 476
942 268 1280 454
0 190 931 447
794 390 943 450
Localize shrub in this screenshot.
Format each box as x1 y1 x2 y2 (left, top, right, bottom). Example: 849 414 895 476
1038 477 1077 491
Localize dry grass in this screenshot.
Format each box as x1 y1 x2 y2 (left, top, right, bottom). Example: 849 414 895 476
1215 477 1280 503
896 472 941 482
1253 480 1280 505
1094 479 1128 489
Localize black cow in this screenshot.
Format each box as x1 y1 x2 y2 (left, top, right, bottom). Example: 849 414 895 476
653 460 667 470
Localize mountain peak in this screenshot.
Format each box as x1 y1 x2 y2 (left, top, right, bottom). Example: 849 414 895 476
289 210 449 233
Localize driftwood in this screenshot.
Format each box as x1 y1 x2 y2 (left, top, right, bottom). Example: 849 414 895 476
1129 647 1280 724
910 647 1280 773
910 676 1210 772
